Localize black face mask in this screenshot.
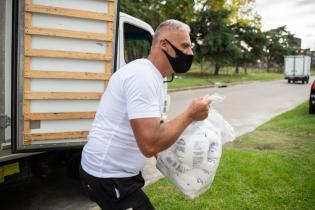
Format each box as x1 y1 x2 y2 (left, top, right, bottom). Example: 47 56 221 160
163 39 193 74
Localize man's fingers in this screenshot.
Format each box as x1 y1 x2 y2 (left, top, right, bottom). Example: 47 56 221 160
202 99 211 110
200 109 209 118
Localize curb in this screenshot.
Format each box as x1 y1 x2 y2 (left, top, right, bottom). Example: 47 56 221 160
168 79 283 93
168 84 217 92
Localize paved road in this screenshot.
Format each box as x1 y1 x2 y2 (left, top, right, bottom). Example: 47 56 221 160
168 78 313 136
1 78 313 210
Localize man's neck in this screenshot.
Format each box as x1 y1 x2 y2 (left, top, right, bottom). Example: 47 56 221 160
148 53 169 78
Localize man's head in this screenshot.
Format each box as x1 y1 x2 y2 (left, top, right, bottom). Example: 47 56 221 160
149 20 193 76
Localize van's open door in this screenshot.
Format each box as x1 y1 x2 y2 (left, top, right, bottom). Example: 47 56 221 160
12 0 118 152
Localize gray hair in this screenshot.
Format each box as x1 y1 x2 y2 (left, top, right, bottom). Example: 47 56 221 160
152 19 190 45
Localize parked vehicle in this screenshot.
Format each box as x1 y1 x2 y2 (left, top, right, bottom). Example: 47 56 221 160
310 80 315 114
284 55 311 84
0 0 161 188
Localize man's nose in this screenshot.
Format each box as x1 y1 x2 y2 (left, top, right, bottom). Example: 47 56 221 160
186 48 193 55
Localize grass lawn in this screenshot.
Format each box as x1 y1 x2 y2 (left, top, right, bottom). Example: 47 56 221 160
144 102 315 210
168 64 284 90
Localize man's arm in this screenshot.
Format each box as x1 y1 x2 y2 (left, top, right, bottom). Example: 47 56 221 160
130 97 210 157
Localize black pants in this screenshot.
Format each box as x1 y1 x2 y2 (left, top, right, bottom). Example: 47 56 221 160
79 166 155 210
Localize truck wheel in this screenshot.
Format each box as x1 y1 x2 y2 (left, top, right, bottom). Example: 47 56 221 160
288 79 291 84
302 80 305 84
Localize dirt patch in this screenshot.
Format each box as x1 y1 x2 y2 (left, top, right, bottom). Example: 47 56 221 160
254 144 275 150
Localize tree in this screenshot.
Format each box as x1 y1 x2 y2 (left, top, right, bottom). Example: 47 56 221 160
264 26 296 71
120 0 195 29
120 0 163 29
190 8 241 75
231 23 267 73
197 0 261 26
158 0 195 24
226 0 261 28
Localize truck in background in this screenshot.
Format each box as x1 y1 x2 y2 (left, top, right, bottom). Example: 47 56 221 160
284 55 311 84
0 0 158 188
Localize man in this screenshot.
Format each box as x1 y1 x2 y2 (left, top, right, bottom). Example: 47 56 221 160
80 19 211 210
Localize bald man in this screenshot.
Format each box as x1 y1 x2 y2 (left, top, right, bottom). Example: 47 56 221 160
80 19 211 210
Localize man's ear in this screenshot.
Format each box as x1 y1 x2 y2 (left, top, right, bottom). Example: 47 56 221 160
160 39 168 51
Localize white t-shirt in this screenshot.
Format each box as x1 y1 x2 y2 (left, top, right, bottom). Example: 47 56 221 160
81 59 165 178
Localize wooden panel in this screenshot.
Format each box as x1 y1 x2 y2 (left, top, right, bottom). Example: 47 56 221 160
25 4 114 22
108 1 115 15
25 49 112 61
25 92 103 100
25 112 95 120
25 0 32 7
25 27 111 42
107 22 114 41
104 62 112 88
23 10 32 143
23 57 31 135
21 0 117 145
25 70 107 80
24 131 89 141
106 38 113 55
104 22 113 88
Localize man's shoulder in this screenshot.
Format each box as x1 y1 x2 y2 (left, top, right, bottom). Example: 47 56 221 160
117 59 154 79
122 58 150 70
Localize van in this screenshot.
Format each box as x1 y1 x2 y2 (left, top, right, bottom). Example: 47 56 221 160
284 55 311 84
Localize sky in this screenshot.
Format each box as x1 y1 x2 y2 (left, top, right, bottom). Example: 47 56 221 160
255 0 315 50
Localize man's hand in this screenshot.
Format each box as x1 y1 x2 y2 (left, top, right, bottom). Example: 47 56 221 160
186 97 211 121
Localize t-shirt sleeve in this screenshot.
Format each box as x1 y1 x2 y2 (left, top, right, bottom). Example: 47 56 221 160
124 74 160 120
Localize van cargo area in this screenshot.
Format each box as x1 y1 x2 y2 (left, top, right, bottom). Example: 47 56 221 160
1 0 156 188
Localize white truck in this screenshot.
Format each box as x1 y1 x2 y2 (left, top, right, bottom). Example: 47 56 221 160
0 0 158 187
284 55 311 84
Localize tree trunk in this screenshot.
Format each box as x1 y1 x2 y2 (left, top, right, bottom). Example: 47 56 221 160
200 60 203 72
266 58 270 72
244 64 248 74
235 65 239 74
214 64 220 75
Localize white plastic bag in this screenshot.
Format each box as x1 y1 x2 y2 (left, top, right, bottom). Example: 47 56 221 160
156 93 235 199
